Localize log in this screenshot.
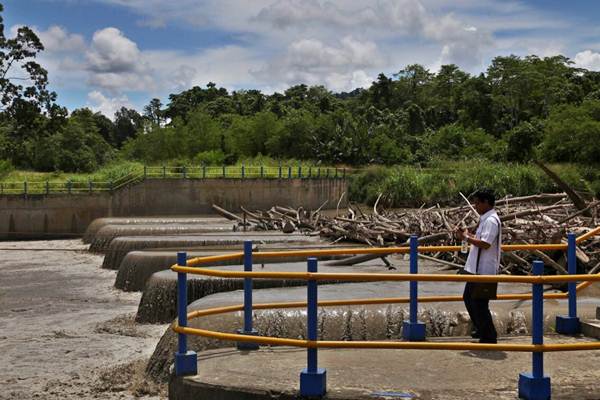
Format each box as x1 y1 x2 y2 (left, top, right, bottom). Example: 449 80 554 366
534 161 591 216
212 204 242 221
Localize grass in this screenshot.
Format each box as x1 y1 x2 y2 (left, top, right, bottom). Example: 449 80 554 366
348 160 598 207
2 158 596 201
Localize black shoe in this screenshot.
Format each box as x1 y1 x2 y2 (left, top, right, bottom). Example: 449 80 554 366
470 330 480 339
479 339 497 344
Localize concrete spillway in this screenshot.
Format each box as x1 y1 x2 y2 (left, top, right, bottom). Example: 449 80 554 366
148 267 600 383
101 232 321 270
115 244 362 292
82 217 232 244
89 223 236 252
134 258 386 324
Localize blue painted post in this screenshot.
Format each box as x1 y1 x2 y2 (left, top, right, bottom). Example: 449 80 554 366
518 260 551 400
174 252 198 376
237 240 259 350
241 164 245 179
300 257 326 397
403 235 426 341
556 232 581 334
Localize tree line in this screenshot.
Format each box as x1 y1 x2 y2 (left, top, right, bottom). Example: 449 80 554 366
1 4 600 173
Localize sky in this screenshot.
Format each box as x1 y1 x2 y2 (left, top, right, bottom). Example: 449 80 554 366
3 0 600 118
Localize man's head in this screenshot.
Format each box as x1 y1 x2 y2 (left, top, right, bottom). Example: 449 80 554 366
472 189 495 215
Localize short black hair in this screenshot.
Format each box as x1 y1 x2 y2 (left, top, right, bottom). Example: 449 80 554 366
472 188 496 207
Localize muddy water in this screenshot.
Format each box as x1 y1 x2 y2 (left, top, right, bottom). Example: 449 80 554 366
0 240 167 399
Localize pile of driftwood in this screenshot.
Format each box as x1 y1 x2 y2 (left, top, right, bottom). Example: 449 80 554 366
213 191 600 276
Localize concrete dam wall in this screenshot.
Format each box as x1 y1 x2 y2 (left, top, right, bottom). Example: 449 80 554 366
0 178 348 239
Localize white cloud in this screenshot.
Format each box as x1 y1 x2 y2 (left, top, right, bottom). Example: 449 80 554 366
36 25 86 53
86 27 154 93
86 90 133 119
253 36 382 91
574 50 600 71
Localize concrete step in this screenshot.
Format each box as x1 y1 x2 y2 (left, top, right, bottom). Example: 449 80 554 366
581 319 600 339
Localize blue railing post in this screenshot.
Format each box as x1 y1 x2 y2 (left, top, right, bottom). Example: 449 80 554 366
241 164 245 179
237 240 259 350
556 232 581 334
403 235 426 341
518 260 551 400
174 252 197 376
300 257 326 397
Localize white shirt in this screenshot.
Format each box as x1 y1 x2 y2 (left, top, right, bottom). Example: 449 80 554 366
464 209 501 275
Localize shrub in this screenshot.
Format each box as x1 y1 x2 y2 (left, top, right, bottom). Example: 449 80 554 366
193 150 226 166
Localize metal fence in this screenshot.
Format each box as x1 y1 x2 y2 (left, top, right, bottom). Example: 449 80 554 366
0 165 349 196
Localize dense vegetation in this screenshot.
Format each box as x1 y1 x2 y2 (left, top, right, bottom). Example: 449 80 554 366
1 4 599 203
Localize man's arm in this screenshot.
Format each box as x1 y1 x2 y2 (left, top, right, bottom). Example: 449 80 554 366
455 218 497 250
464 233 491 249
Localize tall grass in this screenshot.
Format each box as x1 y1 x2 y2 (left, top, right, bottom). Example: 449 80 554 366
349 161 592 207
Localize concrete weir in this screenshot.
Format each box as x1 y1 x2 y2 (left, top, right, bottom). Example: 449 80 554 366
88 223 235 252
148 277 600 386
169 337 600 400
83 217 232 244
115 244 361 292
101 232 320 270
135 259 383 324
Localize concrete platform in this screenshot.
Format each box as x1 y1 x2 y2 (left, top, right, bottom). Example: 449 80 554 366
170 336 600 399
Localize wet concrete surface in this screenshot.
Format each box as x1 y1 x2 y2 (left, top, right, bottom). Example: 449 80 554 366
171 336 600 399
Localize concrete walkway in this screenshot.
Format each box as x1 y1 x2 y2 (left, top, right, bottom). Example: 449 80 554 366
170 335 600 400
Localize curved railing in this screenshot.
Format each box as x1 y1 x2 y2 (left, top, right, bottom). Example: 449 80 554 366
170 226 600 399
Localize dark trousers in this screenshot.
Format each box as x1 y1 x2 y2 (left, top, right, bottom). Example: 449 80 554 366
463 282 497 343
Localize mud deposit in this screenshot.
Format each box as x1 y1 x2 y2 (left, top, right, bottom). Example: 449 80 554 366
0 240 167 399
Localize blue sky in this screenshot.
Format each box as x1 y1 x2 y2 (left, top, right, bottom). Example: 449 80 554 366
3 0 600 117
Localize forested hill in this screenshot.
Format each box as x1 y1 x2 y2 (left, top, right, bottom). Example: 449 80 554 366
2 52 600 174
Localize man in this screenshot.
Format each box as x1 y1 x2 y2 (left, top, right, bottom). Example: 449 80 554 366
455 189 501 344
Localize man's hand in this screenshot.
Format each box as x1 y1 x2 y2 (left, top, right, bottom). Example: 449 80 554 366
454 228 468 241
